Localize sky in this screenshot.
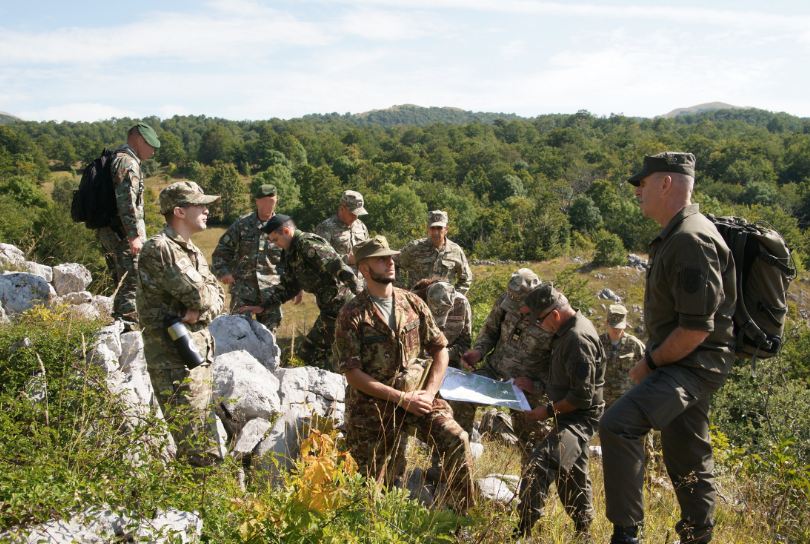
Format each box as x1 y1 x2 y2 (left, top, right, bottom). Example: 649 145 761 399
1 0 809 122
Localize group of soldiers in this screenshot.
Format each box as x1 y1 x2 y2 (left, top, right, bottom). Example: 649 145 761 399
101 122 734 544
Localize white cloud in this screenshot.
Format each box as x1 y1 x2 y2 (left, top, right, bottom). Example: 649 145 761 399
19 102 138 122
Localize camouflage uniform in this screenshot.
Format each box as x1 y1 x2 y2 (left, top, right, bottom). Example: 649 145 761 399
137 223 225 466
599 332 645 407
263 230 357 368
97 145 146 323
334 287 475 511
426 282 472 368
212 211 284 329
315 215 369 264
397 238 472 294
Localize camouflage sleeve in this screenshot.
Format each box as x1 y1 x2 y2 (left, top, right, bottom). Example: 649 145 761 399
455 248 473 294
111 153 145 240
416 296 447 353
310 237 357 287
394 241 415 288
211 221 240 278
199 272 225 323
473 294 507 356
632 335 646 359
262 272 300 308
314 219 331 243
448 298 472 364
334 306 363 373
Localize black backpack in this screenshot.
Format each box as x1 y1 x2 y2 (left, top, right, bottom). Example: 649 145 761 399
708 215 796 360
70 149 117 229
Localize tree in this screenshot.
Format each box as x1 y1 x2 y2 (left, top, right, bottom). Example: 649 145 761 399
568 194 603 233
592 230 626 267
206 162 248 223
364 184 427 248
156 131 186 167
253 164 302 216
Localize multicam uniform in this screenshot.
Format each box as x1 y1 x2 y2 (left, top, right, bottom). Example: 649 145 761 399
599 331 645 407
136 224 225 465
262 230 357 368
334 287 475 511
436 291 472 368
212 211 283 329
315 215 369 264
397 238 473 294
97 145 146 323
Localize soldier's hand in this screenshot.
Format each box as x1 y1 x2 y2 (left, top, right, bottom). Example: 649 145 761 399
182 309 201 325
293 291 303 305
236 305 265 315
400 390 434 416
128 236 143 256
513 377 535 393
220 274 235 285
522 406 547 422
629 357 652 384
461 349 482 370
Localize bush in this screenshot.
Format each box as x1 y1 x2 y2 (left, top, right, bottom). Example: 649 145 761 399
591 229 626 267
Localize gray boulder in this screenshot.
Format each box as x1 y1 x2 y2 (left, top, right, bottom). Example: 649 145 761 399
0 243 25 269
210 315 280 371
23 261 53 282
231 417 272 460
58 290 93 305
597 288 622 303
470 441 484 461
212 350 281 434
92 295 113 319
87 321 124 372
0 272 56 315
254 405 310 482
52 263 92 296
0 302 7 324
67 303 102 321
275 366 346 423
477 473 520 504
135 508 202 543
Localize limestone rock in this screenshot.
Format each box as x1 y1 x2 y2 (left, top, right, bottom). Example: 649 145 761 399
135 509 203 544
470 441 484 461
52 263 93 296
0 302 7 324
87 321 124 372
23 261 53 282
210 315 280 371
254 405 310 482
477 474 519 504
212 350 281 434
231 417 272 460
92 295 113 319
0 272 56 314
67 302 101 321
275 366 345 423
58 290 93 305
597 288 621 303
0 243 25 269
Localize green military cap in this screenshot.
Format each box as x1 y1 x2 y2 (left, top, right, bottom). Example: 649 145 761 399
254 184 277 198
260 213 292 234
428 210 448 227
159 181 219 214
524 282 562 317
628 151 695 186
427 281 455 312
607 303 628 329
353 235 400 263
341 190 368 216
134 122 161 149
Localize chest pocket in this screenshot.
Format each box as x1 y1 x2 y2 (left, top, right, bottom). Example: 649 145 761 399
435 259 456 278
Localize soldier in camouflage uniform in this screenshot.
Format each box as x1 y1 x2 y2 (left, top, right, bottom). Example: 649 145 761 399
238 214 360 369
136 181 225 466
396 210 472 294
518 284 605 540
315 189 369 266
97 122 160 328
334 235 476 513
212 183 285 330
599 304 646 407
424 281 472 368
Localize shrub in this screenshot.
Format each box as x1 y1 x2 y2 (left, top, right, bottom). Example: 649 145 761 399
591 229 626 267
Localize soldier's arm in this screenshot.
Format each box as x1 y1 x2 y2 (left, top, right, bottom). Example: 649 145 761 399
455 249 473 294
143 242 221 315
448 299 473 364
311 238 359 290
418 296 449 396
472 296 506 357
111 153 145 241
211 221 240 278
261 273 300 308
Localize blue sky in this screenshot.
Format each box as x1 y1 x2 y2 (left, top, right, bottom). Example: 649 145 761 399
1 0 809 121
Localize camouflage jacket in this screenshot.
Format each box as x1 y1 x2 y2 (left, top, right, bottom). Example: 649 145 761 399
315 215 369 264
547 312 605 416
439 291 472 367
263 230 357 315
599 331 645 406
396 238 472 294
110 145 146 240
335 287 447 407
474 292 552 386
211 211 283 308
136 224 225 333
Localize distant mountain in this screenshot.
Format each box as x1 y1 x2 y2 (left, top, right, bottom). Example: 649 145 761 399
661 102 743 118
0 111 21 125
303 104 522 127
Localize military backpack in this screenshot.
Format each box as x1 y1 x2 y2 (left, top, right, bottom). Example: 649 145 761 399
70 149 117 230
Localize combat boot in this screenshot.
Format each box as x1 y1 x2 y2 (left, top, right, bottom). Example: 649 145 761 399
610 524 641 544
673 521 712 544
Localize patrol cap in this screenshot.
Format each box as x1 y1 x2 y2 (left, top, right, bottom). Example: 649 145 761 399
507 268 541 302
607 303 628 329
134 122 160 149
428 210 448 228
524 283 563 317
253 184 277 198
159 181 219 214
427 281 455 313
260 213 292 234
628 151 696 186
340 190 368 216
353 235 400 263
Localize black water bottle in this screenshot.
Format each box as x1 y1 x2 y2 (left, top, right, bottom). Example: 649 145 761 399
165 316 205 369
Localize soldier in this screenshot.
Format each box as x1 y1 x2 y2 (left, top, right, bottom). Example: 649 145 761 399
136 181 225 466
315 189 369 266
98 122 160 329
237 214 360 369
334 235 475 513
599 304 645 407
397 210 472 294
601 152 736 544
212 182 284 331
414 280 472 368
518 283 605 540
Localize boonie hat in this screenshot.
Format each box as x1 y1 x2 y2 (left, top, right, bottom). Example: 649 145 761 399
628 151 696 186
261 213 292 234
428 210 448 228
427 282 455 314
352 235 400 263
134 122 161 149
607 304 628 329
341 190 368 216
508 268 541 302
159 181 219 214
253 184 277 198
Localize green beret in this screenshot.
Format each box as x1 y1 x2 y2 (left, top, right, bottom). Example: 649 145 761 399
254 184 277 198
135 122 160 149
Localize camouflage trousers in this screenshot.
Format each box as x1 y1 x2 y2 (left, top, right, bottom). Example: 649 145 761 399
231 296 282 332
518 415 599 536
296 311 338 370
97 227 138 323
345 396 476 513
143 330 223 467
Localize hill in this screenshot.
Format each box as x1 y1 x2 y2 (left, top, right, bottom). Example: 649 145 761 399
0 111 21 125
303 104 522 126
661 101 743 118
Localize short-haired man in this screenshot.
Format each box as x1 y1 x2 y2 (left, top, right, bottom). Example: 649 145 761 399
238 214 360 369
98 122 160 328
315 189 369 266
212 183 284 330
397 210 472 294
519 283 605 540
599 304 645 407
334 235 475 512
600 152 736 544
136 181 225 466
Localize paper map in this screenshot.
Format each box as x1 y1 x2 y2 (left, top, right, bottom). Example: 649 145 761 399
439 367 531 411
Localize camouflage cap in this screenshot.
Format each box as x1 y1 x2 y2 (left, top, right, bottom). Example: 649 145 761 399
524 283 562 317
159 181 219 214
427 281 455 315
428 210 448 227
254 184 277 198
260 213 292 234
353 235 400 263
340 190 368 216
134 122 160 149
607 303 628 329
628 151 696 186
507 268 541 302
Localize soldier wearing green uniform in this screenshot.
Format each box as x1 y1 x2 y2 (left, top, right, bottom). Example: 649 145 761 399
238 214 360 369
424 281 472 368
97 122 160 328
601 152 736 544
315 189 369 266
212 183 284 330
136 181 225 466
334 236 475 513
396 210 472 294
519 283 605 541
599 304 645 407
